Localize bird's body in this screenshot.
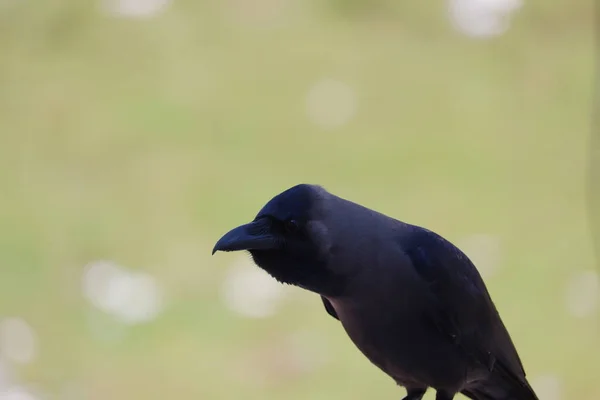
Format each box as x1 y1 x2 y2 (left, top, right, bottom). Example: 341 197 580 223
213 184 538 400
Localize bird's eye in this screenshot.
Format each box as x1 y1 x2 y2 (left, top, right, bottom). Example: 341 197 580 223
284 219 300 233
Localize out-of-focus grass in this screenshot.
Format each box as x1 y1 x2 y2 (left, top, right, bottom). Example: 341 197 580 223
0 0 597 399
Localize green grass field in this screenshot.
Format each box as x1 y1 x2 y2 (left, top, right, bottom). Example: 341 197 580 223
0 0 598 399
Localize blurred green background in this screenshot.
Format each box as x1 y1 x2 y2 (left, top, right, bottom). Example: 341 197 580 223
0 0 598 399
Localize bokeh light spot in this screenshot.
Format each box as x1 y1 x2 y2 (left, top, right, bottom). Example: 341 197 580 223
305 78 358 130
0 387 40 400
0 359 13 392
102 0 171 18
457 234 501 278
284 329 330 374
111 272 165 324
531 374 562 400
82 260 125 313
565 270 599 318
448 0 523 38
0 319 37 365
232 329 329 387
224 0 291 28
220 256 287 318
82 260 165 325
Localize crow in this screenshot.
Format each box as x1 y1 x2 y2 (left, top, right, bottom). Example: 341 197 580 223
212 184 538 400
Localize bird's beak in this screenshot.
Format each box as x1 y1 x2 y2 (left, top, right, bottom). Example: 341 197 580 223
212 219 276 255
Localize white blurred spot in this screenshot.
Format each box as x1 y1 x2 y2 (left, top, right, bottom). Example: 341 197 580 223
232 330 329 387
85 310 128 344
458 234 501 278
82 261 123 313
108 272 164 324
0 386 40 400
60 382 85 400
448 0 522 38
305 78 358 130
0 359 14 392
285 329 330 373
530 374 561 400
82 260 165 325
565 270 599 318
102 0 171 18
221 256 287 318
0 319 37 365
225 0 291 28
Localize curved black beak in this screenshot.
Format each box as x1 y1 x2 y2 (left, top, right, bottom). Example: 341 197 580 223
212 219 276 255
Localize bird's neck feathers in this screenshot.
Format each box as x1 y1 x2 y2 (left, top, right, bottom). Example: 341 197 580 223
249 249 344 297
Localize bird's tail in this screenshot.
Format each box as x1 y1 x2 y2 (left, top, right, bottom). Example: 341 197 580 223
461 362 539 400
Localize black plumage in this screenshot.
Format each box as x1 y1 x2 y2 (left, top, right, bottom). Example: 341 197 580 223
212 184 538 400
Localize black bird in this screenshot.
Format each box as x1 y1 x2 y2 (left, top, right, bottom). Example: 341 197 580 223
212 184 538 400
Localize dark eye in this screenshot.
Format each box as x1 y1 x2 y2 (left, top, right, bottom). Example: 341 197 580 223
284 219 300 233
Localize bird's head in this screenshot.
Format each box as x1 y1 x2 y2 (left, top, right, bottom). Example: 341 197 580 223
212 184 345 296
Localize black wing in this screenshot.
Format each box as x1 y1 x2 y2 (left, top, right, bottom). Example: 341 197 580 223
400 226 526 379
321 296 339 320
